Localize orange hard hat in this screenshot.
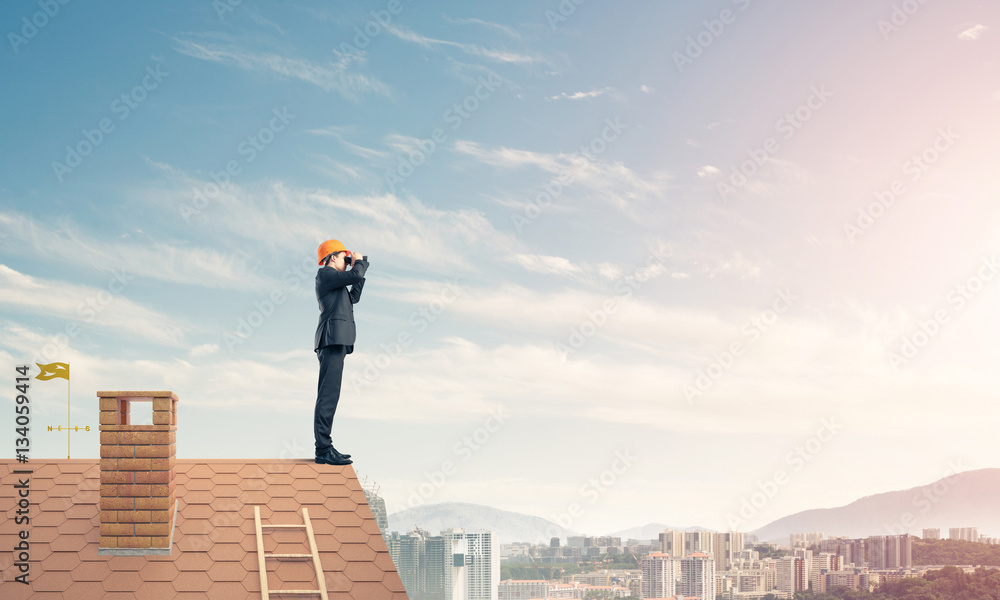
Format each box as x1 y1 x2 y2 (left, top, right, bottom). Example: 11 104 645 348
317 239 350 265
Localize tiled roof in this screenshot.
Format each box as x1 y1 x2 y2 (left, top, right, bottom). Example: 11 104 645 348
0 459 408 599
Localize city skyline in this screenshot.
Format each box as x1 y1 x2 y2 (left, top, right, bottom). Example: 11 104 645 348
3 0 1000 536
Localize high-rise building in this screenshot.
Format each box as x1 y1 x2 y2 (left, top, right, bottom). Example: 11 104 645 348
818 537 865 568
892 534 912 569
950 527 979 542
867 534 912 569
733 569 769 593
684 530 714 555
389 528 475 600
680 552 715 600
427 534 469 600
361 482 389 537
811 552 841 591
922 528 940 540
385 532 401 561
713 531 744 571
444 529 499 600
790 532 825 547
733 549 759 561
850 538 867 568
793 548 813 590
425 535 448 597
777 556 805 598
392 529 427 595
659 530 684 558
867 535 888 570
641 552 676 598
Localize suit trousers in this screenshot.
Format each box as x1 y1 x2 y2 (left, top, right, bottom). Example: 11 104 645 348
314 344 348 453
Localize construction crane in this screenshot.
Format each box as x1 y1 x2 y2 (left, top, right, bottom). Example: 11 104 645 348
524 548 557 581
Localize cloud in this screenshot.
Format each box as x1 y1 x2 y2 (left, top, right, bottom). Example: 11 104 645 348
596 262 623 281
697 165 721 178
170 37 390 100
733 158 815 200
0 210 274 292
507 254 583 276
5 290 998 442
703 156 815 202
444 57 513 91
413 278 725 353
706 252 762 280
441 15 522 40
647 242 764 282
634 261 667 282
385 24 541 64
305 154 378 186
190 343 219 357
639 85 653 94
131 166 524 276
0 265 186 346
958 24 987 41
244 7 285 35
337 311 938 436
0 328 321 415
452 140 669 216
548 87 613 101
384 133 438 156
306 126 391 160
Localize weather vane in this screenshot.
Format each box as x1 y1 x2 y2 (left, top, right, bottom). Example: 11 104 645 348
36 362 92 459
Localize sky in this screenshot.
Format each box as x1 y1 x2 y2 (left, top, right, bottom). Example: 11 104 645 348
2 0 1000 539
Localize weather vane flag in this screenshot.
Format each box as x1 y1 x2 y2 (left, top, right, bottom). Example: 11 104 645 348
35 362 69 381
35 362 85 458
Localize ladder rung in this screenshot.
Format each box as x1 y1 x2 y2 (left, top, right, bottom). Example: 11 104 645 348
255 505 329 600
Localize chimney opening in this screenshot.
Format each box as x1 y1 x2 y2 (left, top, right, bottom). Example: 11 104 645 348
127 399 154 425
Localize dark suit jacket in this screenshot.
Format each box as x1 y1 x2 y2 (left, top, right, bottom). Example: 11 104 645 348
314 257 368 353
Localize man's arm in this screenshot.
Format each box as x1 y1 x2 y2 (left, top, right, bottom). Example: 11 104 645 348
349 256 368 304
316 263 365 295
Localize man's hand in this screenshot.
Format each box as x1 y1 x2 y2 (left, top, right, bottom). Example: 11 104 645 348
352 251 363 262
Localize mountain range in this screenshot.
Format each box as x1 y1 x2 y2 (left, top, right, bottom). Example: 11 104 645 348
386 468 1000 546
752 467 1000 543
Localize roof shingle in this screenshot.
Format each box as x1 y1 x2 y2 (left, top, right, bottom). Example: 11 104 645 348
0 460 408 599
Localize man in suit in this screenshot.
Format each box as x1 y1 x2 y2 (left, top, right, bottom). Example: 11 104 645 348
314 239 369 466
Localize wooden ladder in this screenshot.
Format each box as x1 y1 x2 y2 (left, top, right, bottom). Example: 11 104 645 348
254 506 330 600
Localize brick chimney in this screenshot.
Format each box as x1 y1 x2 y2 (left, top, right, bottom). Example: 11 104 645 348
97 391 178 555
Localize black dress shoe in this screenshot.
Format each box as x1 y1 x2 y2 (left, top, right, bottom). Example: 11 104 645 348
316 447 351 459
315 449 352 465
